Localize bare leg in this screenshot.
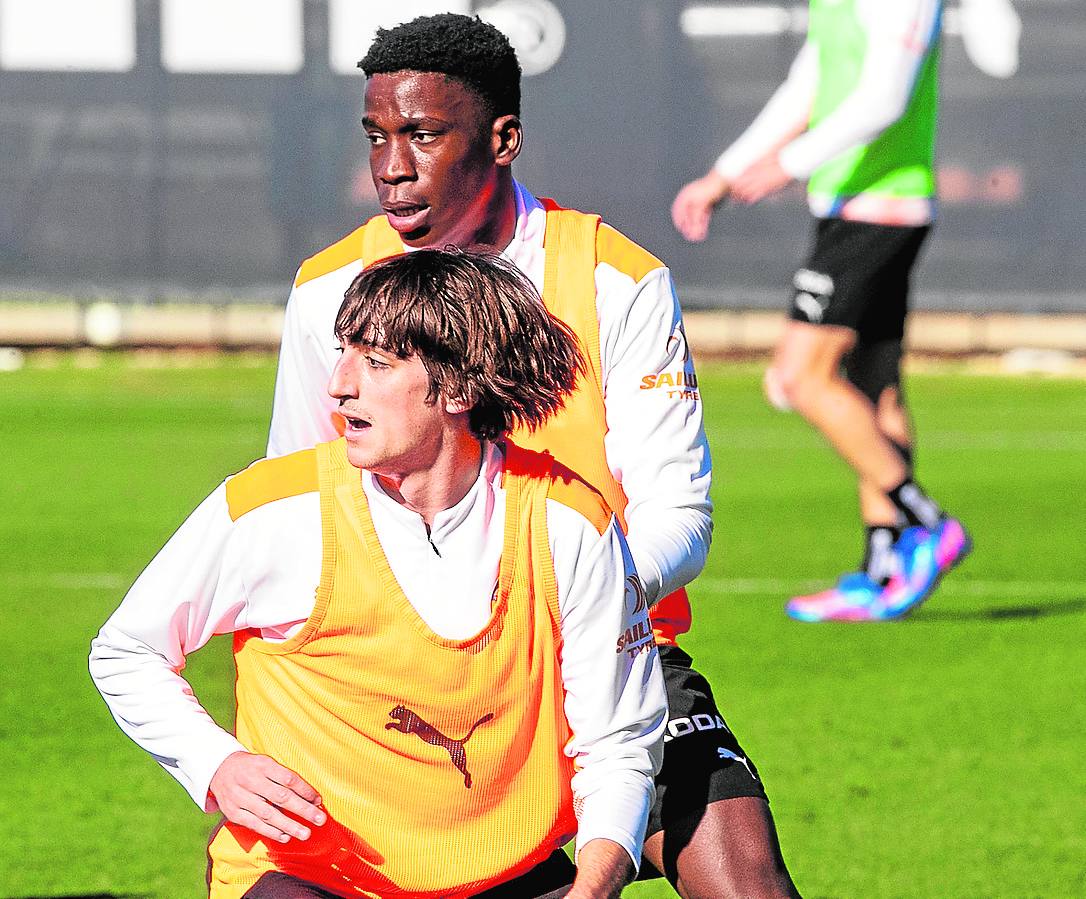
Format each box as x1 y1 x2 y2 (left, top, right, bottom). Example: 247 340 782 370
767 321 907 493
642 797 800 899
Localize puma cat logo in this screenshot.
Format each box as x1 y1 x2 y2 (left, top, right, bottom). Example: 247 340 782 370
386 705 494 788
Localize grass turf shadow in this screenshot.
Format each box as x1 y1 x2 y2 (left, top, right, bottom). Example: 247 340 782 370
917 596 1086 622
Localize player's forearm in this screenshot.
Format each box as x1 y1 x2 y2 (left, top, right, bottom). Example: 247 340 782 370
569 838 636 899
89 626 246 808
782 0 938 179
555 521 666 866
88 482 251 808
573 770 655 873
714 41 817 179
625 505 712 605
778 74 913 180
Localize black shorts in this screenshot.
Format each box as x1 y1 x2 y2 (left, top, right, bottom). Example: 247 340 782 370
789 217 931 341
645 645 766 842
240 849 575 898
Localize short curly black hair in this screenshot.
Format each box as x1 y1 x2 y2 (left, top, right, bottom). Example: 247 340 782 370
358 13 521 119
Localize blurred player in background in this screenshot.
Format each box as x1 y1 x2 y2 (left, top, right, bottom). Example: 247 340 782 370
670 0 1021 622
91 249 667 899
268 13 799 899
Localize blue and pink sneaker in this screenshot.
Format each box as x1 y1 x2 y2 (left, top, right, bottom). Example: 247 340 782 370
874 518 972 619
785 573 884 622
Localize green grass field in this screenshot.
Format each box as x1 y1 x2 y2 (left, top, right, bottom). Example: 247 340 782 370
2 352 1083 898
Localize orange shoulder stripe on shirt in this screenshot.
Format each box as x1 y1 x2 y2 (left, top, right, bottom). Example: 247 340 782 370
294 225 369 288
295 215 404 287
545 461 613 537
225 448 319 521
594 223 664 283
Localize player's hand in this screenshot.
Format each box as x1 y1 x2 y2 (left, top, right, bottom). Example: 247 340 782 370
209 751 326 843
671 171 730 242
730 155 793 204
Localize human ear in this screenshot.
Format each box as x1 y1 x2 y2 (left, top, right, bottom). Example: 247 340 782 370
444 395 473 415
492 115 522 167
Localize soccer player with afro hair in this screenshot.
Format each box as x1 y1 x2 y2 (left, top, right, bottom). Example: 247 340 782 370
268 12 801 898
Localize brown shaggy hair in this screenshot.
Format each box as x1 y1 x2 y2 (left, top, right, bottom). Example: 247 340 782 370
335 249 583 442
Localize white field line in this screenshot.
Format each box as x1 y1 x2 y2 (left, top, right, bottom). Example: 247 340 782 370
695 577 1086 598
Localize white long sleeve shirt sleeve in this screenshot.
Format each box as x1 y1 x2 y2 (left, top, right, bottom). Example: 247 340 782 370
713 41 817 180
89 442 666 870
266 182 712 607
714 0 941 182
594 260 713 605
267 273 345 458
958 0 1021 80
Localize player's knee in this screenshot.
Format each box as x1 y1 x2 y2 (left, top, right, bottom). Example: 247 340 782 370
680 852 797 899
764 363 821 413
714 848 799 899
874 383 901 412
669 796 800 899
744 858 799 899
763 366 795 412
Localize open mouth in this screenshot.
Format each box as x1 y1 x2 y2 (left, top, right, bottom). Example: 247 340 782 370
343 415 371 432
382 202 430 234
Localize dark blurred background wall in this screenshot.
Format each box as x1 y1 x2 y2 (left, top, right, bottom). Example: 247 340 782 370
0 0 1082 311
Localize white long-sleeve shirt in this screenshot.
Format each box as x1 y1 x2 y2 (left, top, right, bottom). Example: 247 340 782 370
711 0 1019 188
267 181 712 607
714 0 942 224
957 0 1021 80
89 442 667 869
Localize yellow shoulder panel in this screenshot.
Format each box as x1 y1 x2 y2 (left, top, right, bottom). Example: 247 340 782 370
225 448 319 522
294 215 389 288
547 461 613 537
594 223 664 284
294 226 367 288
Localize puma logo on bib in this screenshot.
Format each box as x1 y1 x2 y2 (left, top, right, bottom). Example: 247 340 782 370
386 705 494 788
